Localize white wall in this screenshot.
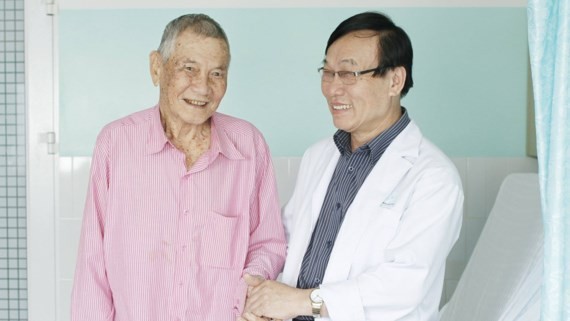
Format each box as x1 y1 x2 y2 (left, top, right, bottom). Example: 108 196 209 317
58 156 538 320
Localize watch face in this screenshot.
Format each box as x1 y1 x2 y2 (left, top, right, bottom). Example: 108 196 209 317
310 289 323 303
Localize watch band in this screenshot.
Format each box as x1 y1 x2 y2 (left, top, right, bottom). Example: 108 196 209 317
310 289 323 319
311 302 322 319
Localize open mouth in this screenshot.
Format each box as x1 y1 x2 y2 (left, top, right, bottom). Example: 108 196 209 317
183 98 208 107
332 104 352 110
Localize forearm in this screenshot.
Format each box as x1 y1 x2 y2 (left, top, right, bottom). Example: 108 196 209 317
71 213 114 320
71 137 114 320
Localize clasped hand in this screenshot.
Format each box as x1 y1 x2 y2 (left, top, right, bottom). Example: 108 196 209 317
238 274 308 321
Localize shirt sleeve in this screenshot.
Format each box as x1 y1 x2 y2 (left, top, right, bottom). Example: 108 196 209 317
238 133 288 310
319 166 464 321
70 129 115 321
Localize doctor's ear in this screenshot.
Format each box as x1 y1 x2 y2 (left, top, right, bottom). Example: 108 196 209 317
388 66 406 97
149 50 163 87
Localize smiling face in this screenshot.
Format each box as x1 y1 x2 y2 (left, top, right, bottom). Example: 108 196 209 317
321 31 404 148
150 29 229 131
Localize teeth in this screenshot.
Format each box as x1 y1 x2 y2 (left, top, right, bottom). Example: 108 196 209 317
333 104 352 110
185 99 207 106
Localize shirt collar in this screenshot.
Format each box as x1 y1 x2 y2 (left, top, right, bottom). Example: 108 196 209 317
209 113 245 161
145 105 170 155
333 107 411 163
145 106 244 161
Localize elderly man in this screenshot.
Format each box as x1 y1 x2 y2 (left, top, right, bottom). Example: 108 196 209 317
71 14 287 321
242 11 463 321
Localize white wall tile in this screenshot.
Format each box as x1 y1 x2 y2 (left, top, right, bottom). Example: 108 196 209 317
273 157 302 207
57 219 82 279
59 157 73 219
273 157 292 207
72 157 92 219
450 157 468 190
483 158 509 216
447 228 466 262
288 157 302 182
58 279 73 321
58 156 540 309
465 158 488 219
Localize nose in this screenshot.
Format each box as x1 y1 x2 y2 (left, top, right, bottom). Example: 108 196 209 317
321 75 345 97
190 72 210 96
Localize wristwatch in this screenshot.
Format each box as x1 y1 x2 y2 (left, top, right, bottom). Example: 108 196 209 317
310 288 324 319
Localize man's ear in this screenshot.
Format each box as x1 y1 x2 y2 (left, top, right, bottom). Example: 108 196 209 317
149 51 163 87
389 66 406 97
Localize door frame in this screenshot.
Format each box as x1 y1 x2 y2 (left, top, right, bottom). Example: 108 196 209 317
26 0 58 320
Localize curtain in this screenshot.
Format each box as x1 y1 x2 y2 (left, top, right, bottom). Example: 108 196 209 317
527 0 570 320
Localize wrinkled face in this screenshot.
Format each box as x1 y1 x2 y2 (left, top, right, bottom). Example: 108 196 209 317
321 31 400 140
151 30 229 128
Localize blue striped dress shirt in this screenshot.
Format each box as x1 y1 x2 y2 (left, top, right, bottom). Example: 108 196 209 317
294 108 410 320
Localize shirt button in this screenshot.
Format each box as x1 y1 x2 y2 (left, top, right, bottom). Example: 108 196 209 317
336 203 341 209
326 240 333 248
184 210 189 216
348 166 354 172
315 278 320 284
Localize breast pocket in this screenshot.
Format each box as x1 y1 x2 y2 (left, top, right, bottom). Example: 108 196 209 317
352 207 404 271
198 211 246 269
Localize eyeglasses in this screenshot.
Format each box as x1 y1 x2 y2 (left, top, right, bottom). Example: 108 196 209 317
318 67 381 85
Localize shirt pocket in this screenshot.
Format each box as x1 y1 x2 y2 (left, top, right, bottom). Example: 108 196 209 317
198 211 246 269
351 206 405 271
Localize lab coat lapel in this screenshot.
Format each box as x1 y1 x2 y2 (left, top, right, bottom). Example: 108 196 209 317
282 144 340 285
323 122 422 282
310 148 340 227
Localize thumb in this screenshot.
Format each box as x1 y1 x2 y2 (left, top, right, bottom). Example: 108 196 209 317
243 273 265 286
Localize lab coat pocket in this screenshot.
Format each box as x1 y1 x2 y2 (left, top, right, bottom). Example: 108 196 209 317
374 207 404 245
352 207 404 272
383 249 416 267
199 211 245 269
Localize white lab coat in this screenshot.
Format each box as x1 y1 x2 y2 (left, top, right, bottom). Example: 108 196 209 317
281 121 464 321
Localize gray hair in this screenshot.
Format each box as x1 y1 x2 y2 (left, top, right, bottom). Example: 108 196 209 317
157 14 230 62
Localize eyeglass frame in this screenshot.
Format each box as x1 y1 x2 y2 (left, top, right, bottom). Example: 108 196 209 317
317 66 387 85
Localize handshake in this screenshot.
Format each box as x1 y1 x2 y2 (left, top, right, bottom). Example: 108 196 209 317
238 274 320 321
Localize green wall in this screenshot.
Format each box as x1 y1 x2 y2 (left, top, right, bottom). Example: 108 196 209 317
59 8 529 157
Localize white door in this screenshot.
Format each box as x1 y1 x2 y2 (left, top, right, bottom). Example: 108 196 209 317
26 0 58 320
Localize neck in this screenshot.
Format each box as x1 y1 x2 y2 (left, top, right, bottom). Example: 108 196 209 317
160 109 212 170
350 104 402 151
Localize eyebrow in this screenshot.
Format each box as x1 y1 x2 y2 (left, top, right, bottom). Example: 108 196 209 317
177 58 228 70
177 58 197 66
322 58 358 67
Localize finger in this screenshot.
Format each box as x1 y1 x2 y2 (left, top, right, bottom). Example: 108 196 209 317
244 274 265 287
242 312 264 321
244 292 262 314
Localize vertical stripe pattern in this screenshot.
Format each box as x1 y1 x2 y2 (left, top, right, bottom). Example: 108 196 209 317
71 106 287 321
294 109 410 321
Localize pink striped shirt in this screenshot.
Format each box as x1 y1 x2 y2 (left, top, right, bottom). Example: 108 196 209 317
71 106 287 321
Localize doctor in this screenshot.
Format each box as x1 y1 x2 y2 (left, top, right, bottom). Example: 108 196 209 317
241 11 464 321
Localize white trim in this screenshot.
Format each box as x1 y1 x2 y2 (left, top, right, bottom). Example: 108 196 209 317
59 0 527 9
26 0 58 319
